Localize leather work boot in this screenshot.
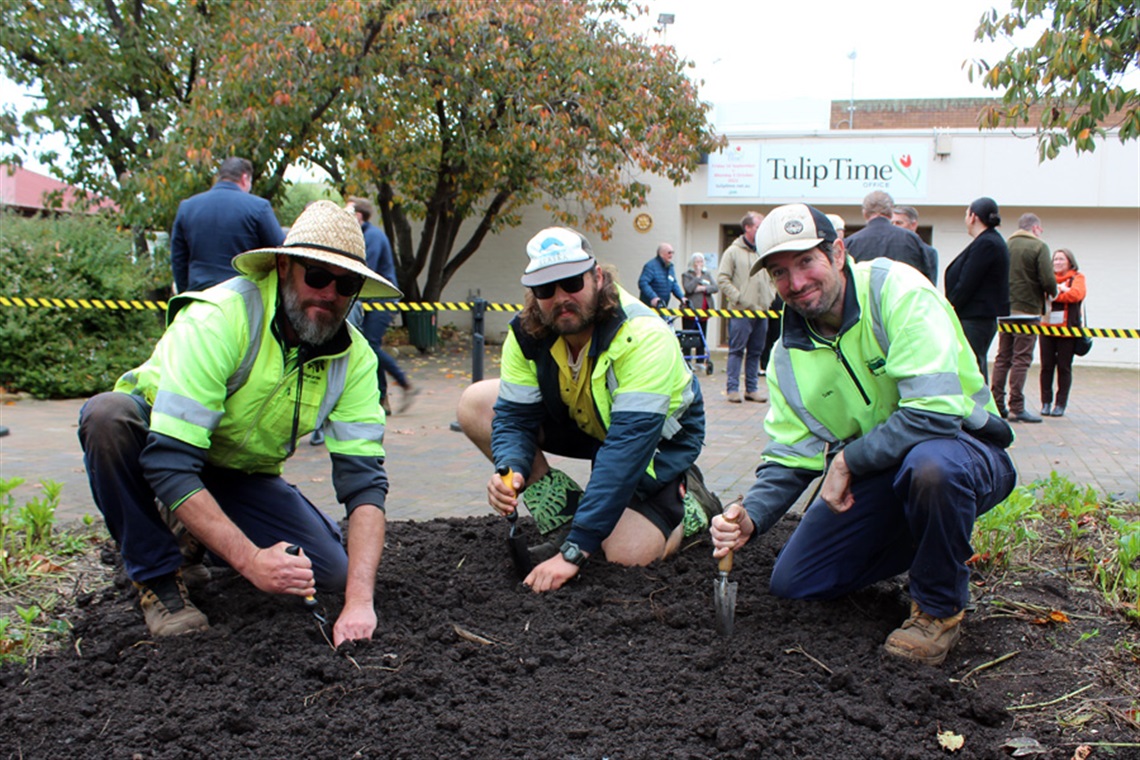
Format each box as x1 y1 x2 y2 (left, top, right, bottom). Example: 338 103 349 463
726 391 743 403
159 501 211 589
133 570 210 637
883 602 964 666
744 391 768 403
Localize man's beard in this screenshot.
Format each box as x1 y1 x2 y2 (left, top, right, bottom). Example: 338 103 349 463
280 275 349 346
540 291 599 336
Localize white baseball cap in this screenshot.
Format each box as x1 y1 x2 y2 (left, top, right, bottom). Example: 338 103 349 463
751 204 838 276
521 227 597 287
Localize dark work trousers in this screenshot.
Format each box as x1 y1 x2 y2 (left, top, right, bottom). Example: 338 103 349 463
768 432 1016 619
1039 335 1077 408
990 318 1039 415
958 317 998 384
726 317 767 394
363 310 409 402
78 392 348 588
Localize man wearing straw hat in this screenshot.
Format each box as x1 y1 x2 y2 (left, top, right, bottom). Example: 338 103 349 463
78 201 400 645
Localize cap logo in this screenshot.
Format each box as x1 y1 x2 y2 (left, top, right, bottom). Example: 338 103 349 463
784 219 804 235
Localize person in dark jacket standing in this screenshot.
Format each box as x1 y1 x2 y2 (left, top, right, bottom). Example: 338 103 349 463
348 197 418 415
945 197 1010 383
637 243 686 308
846 191 935 283
170 157 284 293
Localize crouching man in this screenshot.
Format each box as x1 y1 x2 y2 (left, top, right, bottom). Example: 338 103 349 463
457 227 719 593
710 204 1016 665
79 201 400 646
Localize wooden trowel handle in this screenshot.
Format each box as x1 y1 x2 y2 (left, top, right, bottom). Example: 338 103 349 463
718 508 742 574
718 549 734 574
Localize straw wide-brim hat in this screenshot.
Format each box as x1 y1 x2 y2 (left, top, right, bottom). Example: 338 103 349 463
232 200 402 299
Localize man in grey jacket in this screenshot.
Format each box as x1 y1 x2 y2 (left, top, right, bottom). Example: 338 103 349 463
992 213 1056 422
716 211 775 403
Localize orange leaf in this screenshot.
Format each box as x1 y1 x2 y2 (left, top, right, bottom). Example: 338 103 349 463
1048 610 1070 624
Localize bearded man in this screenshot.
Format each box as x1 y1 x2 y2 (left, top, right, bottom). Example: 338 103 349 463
79 201 399 645
456 227 719 592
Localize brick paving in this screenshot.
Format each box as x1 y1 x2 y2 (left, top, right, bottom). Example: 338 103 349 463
1 343 1136 527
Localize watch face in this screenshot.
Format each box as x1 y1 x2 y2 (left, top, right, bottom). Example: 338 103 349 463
560 541 586 566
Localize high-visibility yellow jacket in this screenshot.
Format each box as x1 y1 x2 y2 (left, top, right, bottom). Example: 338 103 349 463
494 286 703 553
115 271 388 513
745 258 1013 534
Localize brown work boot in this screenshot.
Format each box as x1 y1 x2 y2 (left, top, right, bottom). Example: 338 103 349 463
883 602 964 666
133 570 210 637
726 391 742 403
744 391 768 403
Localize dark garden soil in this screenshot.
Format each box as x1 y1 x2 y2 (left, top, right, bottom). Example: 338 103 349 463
2 515 1137 760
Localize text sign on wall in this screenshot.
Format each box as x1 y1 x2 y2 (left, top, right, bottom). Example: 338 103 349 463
707 143 761 197
708 142 929 200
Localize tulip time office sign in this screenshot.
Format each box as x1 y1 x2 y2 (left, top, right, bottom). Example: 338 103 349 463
708 142 928 200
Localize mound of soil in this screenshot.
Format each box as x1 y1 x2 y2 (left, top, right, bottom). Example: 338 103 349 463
2 516 1135 759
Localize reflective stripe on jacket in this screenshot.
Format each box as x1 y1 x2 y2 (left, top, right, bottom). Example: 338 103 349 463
764 258 1008 474
115 271 386 505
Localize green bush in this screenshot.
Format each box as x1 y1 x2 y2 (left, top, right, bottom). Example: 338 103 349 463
0 210 168 398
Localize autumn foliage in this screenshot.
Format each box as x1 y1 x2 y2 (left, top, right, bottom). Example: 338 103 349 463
1 1 723 299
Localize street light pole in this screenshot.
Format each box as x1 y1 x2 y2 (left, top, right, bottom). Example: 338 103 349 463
847 50 857 129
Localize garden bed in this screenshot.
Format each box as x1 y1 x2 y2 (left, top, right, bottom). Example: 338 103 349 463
1 515 1137 759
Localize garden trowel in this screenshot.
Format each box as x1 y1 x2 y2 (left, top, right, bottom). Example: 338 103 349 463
497 466 532 580
285 545 329 627
713 512 740 636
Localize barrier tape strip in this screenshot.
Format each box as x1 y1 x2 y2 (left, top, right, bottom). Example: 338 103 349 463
0 295 1135 338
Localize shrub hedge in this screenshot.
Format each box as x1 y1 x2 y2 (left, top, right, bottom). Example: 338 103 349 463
0 211 169 398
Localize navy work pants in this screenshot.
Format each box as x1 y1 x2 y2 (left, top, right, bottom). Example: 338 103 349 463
769 432 1016 619
78 392 348 588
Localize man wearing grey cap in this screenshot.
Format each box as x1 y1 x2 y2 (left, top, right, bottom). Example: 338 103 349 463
457 227 718 592
709 204 1016 665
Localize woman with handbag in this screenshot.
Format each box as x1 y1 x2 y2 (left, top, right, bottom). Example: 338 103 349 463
1039 248 1087 418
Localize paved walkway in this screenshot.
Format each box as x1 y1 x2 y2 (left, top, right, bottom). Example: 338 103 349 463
1 343 1137 527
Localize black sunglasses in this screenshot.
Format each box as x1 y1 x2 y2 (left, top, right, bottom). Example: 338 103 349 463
531 272 587 300
299 261 365 297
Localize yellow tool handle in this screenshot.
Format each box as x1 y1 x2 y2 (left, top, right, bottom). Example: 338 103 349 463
496 466 517 497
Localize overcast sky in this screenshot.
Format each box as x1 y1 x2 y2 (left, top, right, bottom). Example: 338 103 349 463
0 0 1055 173
638 0 1019 105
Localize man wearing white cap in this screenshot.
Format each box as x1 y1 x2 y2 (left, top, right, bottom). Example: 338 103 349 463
457 227 718 592
79 201 400 646
709 204 1016 665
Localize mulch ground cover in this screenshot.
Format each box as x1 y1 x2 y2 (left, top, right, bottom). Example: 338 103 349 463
2 515 1137 759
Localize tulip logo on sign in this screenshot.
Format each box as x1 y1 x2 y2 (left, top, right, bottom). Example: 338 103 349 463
892 153 921 189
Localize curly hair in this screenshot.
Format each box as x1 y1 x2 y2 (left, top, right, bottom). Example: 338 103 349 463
517 266 623 340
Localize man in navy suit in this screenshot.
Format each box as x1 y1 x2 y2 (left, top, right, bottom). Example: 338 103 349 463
170 157 284 293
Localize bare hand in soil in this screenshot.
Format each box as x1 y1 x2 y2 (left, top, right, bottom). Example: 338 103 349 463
332 599 377 647
524 554 581 592
711 503 753 558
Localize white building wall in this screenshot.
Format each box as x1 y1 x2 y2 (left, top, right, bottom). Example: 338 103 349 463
435 129 1138 368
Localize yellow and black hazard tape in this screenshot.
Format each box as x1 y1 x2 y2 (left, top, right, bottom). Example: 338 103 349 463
996 322 1138 339
1 295 1136 338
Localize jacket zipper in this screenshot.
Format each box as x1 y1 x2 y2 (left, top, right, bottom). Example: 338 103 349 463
831 341 871 406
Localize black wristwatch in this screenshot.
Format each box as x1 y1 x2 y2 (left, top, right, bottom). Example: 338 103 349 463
559 540 588 566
